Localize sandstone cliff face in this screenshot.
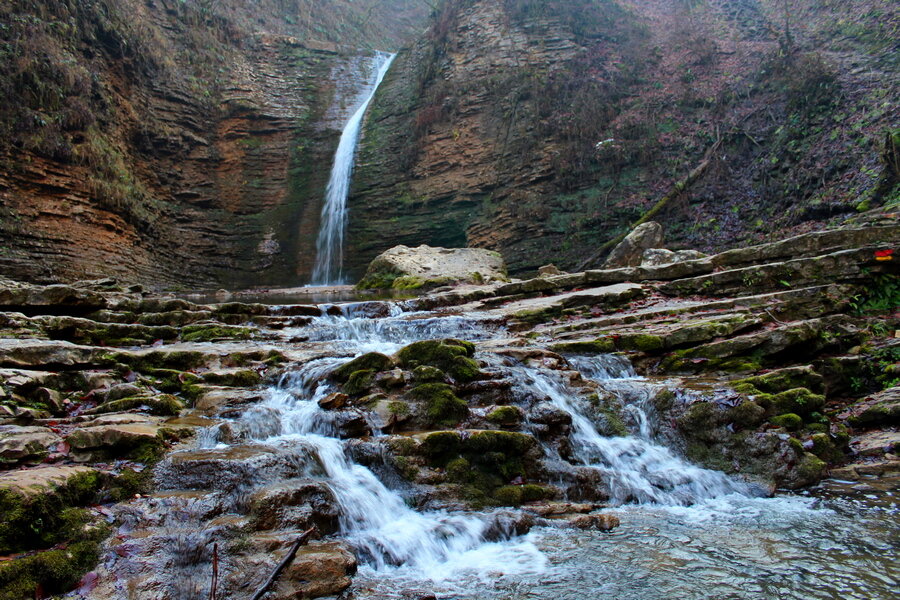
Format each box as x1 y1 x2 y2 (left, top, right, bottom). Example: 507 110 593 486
349 0 898 278
0 0 428 289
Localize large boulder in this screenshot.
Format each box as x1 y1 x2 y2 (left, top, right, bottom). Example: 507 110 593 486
603 222 665 268
357 245 507 290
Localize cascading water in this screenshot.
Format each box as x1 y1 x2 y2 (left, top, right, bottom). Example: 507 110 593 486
91 307 899 600
311 52 396 285
228 361 547 584
518 357 748 505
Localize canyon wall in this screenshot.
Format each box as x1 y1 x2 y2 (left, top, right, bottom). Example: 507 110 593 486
348 0 898 278
0 0 428 289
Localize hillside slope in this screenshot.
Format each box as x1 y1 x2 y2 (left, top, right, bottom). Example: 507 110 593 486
348 0 898 278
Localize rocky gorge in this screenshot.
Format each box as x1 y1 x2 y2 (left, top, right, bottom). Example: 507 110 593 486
0 220 897 598
0 0 898 598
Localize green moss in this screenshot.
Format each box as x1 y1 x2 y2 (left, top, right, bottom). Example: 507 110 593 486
770 413 804 430
726 401 766 429
466 431 535 456
419 431 463 459
486 405 522 426
391 455 419 480
181 325 254 343
492 485 524 506
620 334 665 352
92 394 184 416
0 471 103 554
357 268 404 290
596 405 628 437
128 439 165 464
0 536 107 600
771 388 825 417
677 401 719 432
397 339 482 382
201 369 262 387
388 401 411 417
809 433 842 462
795 452 827 483
735 368 825 395
412 365 445 383
343 369 376 396
106 468 152 502
105 350 207 372
409 383 469 427
387 436 418 456
392 275 426 290
332 353 395 382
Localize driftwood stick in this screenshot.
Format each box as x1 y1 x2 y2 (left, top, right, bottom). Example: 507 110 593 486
250 527 318 600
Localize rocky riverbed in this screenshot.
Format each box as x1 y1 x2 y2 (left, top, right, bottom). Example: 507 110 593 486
0 224 897 599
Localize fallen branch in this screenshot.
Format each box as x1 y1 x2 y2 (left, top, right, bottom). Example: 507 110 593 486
250 527 318 600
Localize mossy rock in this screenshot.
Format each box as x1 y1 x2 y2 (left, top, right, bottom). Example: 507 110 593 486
180 325 254 343
343 370 376 396
0 535 107 600
486 405 523 427
412 365 446 383
104 350 207 372
734 367 825 395
771 388 825 417
332 353 395 382
492 484 554 506
396 339 481 382
677 401 719 433
90 394 184 416
0 470 104 554
809 433 842 462
465 430 536 456
418 431 463 459
619 334 665 353
408 383 469 427
850 403 900 428
201 369 262 387
356 268 404 290
794 452 827 485
770 413 803 430
726 401 766 429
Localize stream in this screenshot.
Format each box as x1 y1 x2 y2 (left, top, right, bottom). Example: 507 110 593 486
93 304 899 599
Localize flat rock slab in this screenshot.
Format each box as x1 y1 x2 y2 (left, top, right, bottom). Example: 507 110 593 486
66 423 161 450
851 431 900 457
0 425 61 462
0 338 102 368
0 464 96 497
486 283 646 319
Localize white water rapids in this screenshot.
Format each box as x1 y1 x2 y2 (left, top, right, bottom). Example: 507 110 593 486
92 309 898 599
311 52 396 285
204 312 750 588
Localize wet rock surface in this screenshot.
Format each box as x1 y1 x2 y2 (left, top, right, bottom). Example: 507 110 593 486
0 223 897 598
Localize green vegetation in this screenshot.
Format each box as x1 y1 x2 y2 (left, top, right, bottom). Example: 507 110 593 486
397 339 481 382
408 383 468 427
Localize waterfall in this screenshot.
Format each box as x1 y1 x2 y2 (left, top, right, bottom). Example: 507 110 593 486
519 357 748 505
231 359 547 581
311 51 396 286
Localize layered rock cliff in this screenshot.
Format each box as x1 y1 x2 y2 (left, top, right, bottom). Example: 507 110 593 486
0 0 429 289
349 0 898 278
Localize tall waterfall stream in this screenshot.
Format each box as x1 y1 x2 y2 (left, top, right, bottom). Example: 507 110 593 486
87 301 900 599
311 52 396 286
